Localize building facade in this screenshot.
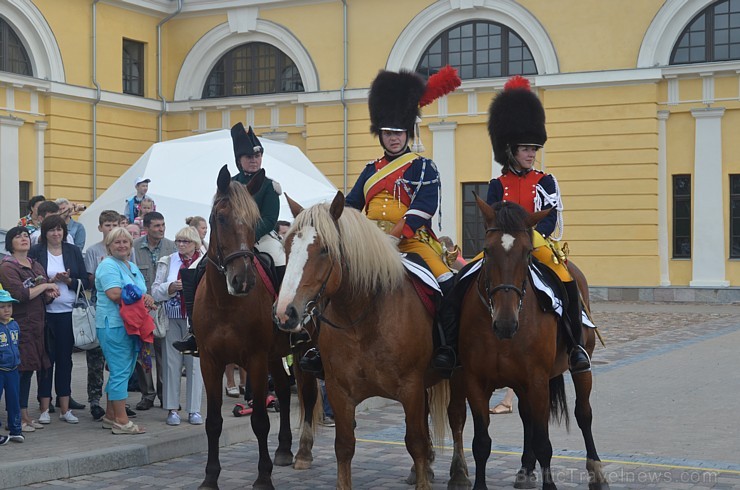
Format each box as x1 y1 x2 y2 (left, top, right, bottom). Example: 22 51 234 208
0 0 738 288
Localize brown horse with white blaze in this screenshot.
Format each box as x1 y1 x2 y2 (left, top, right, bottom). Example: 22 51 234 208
274 192 450 490
193 165 296 490
446 198 608 490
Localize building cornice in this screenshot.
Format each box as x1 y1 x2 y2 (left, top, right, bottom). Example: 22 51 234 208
101 0 334 16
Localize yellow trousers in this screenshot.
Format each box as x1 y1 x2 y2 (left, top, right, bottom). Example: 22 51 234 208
400 236 450 278
472 233 572 282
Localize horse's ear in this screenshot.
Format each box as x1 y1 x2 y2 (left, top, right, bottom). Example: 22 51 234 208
285 193 304 218
246 168 266 196
329 191 345 222
474 193 495 226
217 165 231 194
526 207 555 229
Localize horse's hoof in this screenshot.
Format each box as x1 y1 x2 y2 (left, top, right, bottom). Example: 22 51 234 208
406 468 417 485
273 451 294 467
293 458 313 470
514 469 537 489
198 482 219 490
447 475 472 490
252 476 274 490
589 483 610 490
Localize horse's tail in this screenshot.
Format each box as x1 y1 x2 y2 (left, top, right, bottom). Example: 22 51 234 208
296 376 322 432
549 374 570 431
428 379 450 449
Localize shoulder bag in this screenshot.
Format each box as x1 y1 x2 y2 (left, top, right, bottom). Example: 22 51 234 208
72 279 98 349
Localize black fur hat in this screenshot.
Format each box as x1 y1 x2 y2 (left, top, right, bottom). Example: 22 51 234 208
231 122 263 168
488 76 547 167
368 70 426 137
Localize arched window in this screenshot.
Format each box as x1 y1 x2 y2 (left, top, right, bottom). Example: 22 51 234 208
671 0 740 64
416 21 536 79
202 42 304 98
0 18 32 76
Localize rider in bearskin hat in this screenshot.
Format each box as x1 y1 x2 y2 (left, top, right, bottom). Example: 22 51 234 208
487 76 591 374
299 68 462 378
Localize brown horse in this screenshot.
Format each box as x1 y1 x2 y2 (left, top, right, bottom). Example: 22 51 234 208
446 199 608 490
194 165 298 490
274 192 450 490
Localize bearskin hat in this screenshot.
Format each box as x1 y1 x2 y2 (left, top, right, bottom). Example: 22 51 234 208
368 70 426 137
231 122 263 167
488 76 547 167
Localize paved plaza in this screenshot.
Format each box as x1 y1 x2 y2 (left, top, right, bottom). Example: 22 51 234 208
3 301 739 489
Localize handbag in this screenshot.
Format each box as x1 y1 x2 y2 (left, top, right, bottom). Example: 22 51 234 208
72 279 98 350
151 303 169 338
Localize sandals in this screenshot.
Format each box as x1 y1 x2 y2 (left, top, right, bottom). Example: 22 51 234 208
489 402 513 415
111 421 146 435
226 385 240 398
101 417 115 429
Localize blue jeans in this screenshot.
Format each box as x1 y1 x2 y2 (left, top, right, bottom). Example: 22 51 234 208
0 369 21 435
320 380 333 418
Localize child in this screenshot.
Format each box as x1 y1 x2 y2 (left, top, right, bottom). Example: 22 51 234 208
0 289 23 444
133 198 155 237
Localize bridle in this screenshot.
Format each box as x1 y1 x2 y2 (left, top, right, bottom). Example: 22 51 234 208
206 198 256 275
477 226 530 317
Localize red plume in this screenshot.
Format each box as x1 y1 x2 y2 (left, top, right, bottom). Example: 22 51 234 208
503 75 531 91
419 65 462 107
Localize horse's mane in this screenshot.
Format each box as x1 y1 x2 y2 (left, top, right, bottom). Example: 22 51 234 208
289 204 405 294
491 201 530 234
216 180 260 226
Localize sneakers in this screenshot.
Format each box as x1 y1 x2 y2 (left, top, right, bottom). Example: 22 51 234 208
60 410 79 424
320 415 336 427
8 434 24 443
21 422 36 432
125 405 137 418
90 405 105 421
38 410 51 424
0 435 8 445
188 412 203 425
166 410 181 426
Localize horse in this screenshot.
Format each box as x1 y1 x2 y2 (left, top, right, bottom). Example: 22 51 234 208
274 192 450 490
446 198 609 490
194 165 302 490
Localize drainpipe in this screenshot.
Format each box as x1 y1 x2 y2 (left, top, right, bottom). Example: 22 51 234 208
340 0 348 192
91 0 102 200
157 0 183 142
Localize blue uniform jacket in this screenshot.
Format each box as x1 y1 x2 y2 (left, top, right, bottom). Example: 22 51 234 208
346 153 440 237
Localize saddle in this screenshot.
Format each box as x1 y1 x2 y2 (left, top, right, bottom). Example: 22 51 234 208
400 252 440 318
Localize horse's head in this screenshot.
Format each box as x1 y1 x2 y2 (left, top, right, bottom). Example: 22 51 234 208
476 196 552 339
273 192 346 332
207 165 263 296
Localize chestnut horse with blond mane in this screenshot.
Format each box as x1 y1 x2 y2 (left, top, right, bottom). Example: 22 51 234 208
274 192 451 490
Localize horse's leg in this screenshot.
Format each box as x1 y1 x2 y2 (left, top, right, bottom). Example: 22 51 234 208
468 391 492 490
401 383 433 490
572 370 609 489
292 352 319 470
515 393 537 490
198 355 225 490
447 374 471 490
330 387 357 490
268 355 294 467
248 355 275 490
522 383 557 490
406 389 435 486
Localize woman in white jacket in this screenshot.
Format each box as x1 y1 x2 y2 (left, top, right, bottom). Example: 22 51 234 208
152 226 204 426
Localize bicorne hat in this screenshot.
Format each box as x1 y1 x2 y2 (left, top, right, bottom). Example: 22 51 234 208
231 123 263 169
488 76 547 168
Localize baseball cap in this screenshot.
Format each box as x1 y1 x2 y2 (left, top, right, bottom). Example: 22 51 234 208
135 177 151 186
0 290 19 303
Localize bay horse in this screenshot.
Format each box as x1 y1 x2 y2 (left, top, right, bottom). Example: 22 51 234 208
194 165 300 490
447 198 608 490
274 192 450 490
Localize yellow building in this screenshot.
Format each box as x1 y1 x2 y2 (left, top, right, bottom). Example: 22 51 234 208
1 0 738 292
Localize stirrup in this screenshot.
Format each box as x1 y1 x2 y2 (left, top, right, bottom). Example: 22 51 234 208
431 346 457 379
290 329 311 348
299 348 324 376
569 345 591 374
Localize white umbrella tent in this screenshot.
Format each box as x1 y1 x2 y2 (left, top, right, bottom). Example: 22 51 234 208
78 130 337 246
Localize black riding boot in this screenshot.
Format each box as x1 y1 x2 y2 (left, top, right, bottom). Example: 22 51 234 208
174 268 199 356
564 281 591 374
431 276 458 379
299 347 324 379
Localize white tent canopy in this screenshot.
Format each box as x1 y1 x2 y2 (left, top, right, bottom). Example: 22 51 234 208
78 130 337 247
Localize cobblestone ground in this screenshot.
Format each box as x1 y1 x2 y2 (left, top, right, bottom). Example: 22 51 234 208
24 303 740 489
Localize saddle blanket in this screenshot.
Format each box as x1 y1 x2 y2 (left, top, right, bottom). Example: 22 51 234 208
400 253 440 317
460 260 596 329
